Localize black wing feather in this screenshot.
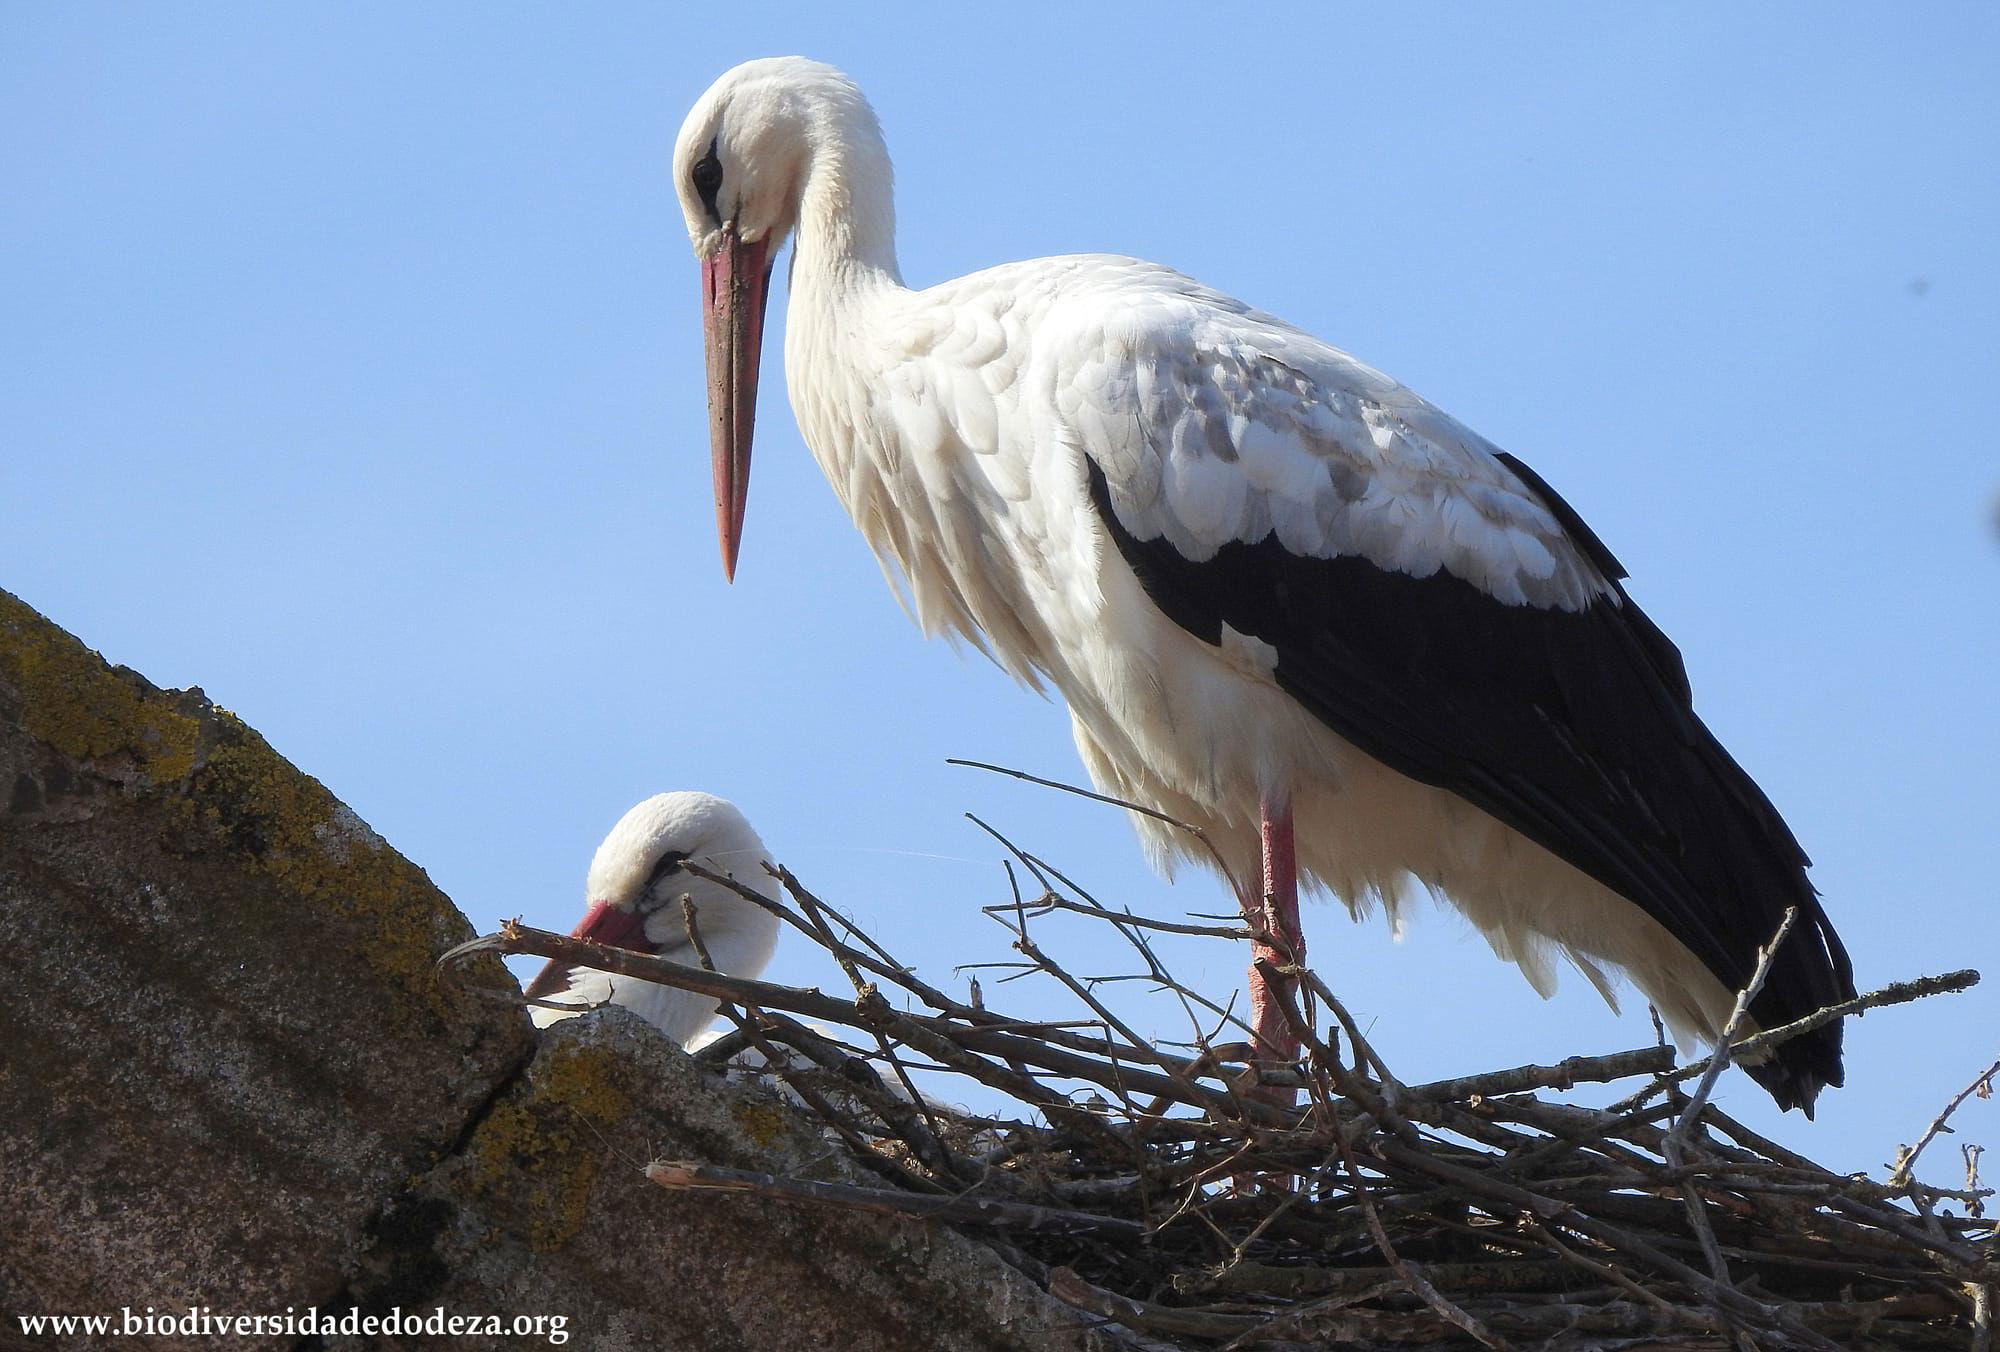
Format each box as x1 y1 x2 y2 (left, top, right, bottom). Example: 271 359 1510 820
1086 457 1854 1111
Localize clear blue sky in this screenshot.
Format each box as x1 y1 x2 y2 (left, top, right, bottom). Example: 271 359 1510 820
5 4 1996 1183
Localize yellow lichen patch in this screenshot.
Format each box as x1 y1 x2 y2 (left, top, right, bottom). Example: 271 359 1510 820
0 591 201 784
181 726 473 1017
458 1044 635 1252
730 1098 794 1148
461 1099 602 1253
538 1044 634 1125
1 587 515 1023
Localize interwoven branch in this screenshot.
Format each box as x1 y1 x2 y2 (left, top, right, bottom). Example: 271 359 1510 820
440 810 1994 1350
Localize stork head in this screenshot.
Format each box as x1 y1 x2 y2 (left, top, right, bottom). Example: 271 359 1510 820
673 58 887 579
525 791 781 1044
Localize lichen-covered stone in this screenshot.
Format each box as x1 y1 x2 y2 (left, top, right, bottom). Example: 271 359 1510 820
414 1010 1105 1351
0 589 1101 1350
0 589 532 1324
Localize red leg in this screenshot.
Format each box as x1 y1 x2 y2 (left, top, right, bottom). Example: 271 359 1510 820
1246 791 1305 1102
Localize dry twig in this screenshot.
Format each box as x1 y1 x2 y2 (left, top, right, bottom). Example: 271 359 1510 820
1894 1051 2000 1190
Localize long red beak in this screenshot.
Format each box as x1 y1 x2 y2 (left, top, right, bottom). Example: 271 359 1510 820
566 900 652 950
701 229 774 581
521 900 651 1001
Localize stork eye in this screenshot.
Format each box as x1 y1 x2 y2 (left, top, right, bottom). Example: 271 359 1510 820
646 850 689 888
690 141 725 221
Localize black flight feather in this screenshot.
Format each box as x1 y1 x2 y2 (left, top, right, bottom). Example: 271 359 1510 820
1085 455 1854 1112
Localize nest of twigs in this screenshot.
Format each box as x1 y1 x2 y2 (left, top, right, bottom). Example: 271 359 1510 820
446 796 1996 1351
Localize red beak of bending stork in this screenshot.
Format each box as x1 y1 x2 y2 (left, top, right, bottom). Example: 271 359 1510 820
701 229 775 581
520 900 652 1003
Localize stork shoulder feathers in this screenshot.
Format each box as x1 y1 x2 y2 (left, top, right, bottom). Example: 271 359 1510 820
1020 259 1608 609
848 257 1617 650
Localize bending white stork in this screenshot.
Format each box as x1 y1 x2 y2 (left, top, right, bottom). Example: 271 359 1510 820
673 58 1855 1111
525 791 780 1046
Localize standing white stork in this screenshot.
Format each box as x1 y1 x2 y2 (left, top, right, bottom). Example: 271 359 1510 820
525 791 780 1046
673 58 1855 1111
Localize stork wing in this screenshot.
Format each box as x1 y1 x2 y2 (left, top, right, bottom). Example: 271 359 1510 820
1051 274 1852 1106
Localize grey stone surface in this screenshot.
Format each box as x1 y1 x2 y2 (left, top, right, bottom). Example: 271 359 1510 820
0 589 1098 1351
